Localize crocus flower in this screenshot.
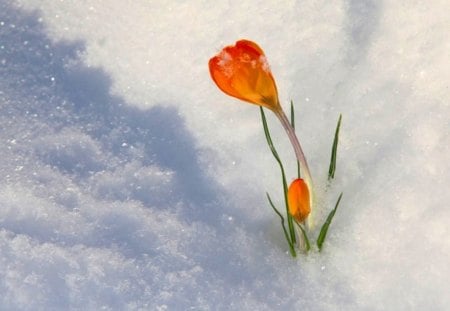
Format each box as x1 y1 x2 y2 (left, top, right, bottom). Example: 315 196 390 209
288 178 311 223
208 39 281 112
209 39 315 228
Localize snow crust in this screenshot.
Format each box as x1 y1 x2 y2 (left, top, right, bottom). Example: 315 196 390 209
1 0 449 309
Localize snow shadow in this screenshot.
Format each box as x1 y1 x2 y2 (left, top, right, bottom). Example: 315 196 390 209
0 3 222 224
0 5 257 296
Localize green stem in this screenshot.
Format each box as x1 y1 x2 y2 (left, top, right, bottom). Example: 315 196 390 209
294 220 311 252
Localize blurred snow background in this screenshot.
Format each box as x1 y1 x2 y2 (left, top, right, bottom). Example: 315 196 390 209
1 0 449 309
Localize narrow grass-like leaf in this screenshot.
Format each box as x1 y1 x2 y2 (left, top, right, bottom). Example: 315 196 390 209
260 107 296 246
267 193 296 257
317 192 343 251
290 100 300 178
261 107 281 163
328 114 342 181
294 220 311 252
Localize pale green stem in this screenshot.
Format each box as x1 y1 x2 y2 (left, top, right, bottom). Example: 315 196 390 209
274 108 315 229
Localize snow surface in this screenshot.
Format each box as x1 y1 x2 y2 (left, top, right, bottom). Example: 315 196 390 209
1 0 449 310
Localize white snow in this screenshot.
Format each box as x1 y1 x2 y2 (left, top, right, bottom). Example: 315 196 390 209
1 0 449 309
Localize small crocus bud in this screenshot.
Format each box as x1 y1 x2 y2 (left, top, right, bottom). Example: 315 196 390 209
208 39 281 112
288 178 311 223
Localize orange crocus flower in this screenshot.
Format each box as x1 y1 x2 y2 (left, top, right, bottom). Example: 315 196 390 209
208 39 281 112
288 178 311 223
209 39 315 228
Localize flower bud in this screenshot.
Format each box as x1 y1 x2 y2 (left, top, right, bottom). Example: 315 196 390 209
288 178 311 223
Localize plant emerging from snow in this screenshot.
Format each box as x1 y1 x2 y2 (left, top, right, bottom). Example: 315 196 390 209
209 39 342 257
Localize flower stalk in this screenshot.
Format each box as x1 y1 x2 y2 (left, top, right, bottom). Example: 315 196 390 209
274 107 314 228
208 39 343 256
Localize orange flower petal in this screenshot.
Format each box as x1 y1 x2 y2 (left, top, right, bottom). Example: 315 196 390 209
288 178 311 223
208 39 281 112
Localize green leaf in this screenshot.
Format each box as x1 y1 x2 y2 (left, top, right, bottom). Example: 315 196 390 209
317 192 343 251
266 193 296 257
260 107 296 246
260 107 281 162
328 114 342 181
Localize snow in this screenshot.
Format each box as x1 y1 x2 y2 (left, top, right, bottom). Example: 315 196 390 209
1 0 449 309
